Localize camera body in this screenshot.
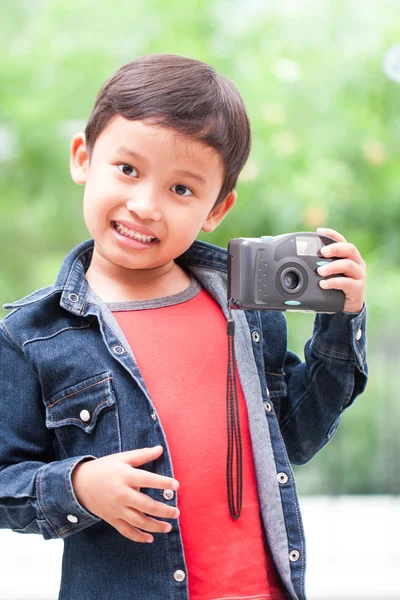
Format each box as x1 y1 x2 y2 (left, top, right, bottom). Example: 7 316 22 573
227 232 345 313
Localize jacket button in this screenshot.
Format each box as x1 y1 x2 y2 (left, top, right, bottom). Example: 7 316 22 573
68 293 79 303
289 549 300 562
252 331 260 342
67 514 79 523
80 410 91 422
151 411 157 422
264 401 272 412
277 472 288 484
163 489 175 501
356 328 362 340
113 345 125 354
173 570 186 582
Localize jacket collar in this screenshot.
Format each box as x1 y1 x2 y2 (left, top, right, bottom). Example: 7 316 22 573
56 238 228 317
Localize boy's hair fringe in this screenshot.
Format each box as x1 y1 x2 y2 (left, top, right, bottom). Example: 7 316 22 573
84 53 251 207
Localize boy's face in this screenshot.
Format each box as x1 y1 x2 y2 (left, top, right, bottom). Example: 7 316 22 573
70 116 236 284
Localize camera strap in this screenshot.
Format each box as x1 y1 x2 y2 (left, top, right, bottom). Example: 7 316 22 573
226 301 243 519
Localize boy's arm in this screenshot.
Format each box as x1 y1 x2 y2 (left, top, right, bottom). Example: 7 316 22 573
266 227 368 464
0 323 101 540
270 304 368 465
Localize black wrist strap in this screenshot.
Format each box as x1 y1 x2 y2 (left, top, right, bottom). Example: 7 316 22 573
226 301 243 519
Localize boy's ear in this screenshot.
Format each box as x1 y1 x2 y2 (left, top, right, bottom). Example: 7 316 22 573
202 190 237 233
70 132 89 185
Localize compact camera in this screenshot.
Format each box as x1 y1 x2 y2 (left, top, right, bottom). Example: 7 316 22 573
227 232 345 313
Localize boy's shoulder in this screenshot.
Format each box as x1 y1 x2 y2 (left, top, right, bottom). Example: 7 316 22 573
3 285 59 312
0 238 95 346
177 239 228 272
0 284 79 350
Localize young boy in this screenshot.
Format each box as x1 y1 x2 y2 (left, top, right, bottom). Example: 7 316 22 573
0 54 367 600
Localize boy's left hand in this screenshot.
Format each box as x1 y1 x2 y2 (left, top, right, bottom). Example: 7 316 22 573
315 228 366 314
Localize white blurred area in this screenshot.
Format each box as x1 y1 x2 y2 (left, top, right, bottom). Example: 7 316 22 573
0 496 399 600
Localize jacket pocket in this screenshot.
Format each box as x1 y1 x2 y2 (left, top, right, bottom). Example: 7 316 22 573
45 371 121 458
264 368 287 420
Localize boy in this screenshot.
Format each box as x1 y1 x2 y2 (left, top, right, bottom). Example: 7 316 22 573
0 54 367 600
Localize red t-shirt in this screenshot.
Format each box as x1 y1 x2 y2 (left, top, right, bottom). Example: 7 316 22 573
111 284 286 600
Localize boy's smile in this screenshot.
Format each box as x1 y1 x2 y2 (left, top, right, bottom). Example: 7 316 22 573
70 116 236 301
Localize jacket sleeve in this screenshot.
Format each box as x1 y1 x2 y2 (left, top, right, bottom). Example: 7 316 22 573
272 304 368 465
0 321 101 540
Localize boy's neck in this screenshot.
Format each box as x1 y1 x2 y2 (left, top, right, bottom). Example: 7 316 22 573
84 259 191 303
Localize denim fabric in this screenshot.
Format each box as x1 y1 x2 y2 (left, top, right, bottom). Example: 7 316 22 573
0 238 368 600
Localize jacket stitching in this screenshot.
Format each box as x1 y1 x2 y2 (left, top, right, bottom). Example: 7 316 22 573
49 398 110 425
1 320 22 349
311 340 358 360
100 320 155 408
0 322 41 382
258 310 304 598
64 248 89 292
22 523 40 533
22 323 92 348
47 377 112 408
3 286 62 309
56 462 93 537
37 466 59 538
275 427 306 599
58 523 88 536
158 470 177 600
62 247 92 314
112 403 122 454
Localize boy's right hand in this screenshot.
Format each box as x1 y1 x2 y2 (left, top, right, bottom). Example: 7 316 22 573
71 445 180 544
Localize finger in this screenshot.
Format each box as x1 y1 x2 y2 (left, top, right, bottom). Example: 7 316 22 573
126 468 179 491
317 259 364 280
321 242 364 265
126 488 180 520
317 228 347 243
122 508 173 534
114 518 155 544
319 276 364 295
119 446 164 468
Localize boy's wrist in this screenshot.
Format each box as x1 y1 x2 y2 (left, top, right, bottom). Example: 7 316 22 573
310 303 367 376
71 458 96 509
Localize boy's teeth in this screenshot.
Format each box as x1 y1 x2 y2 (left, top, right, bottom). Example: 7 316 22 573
114 221 156 243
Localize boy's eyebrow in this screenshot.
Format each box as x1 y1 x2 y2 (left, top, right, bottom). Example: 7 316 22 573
116 146 207 186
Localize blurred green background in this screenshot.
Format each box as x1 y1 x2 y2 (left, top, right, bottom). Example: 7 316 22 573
1 0 399 496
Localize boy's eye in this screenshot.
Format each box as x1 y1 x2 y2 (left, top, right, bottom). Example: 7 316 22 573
118 164 138 177
171 184 193 197
117 164 193 197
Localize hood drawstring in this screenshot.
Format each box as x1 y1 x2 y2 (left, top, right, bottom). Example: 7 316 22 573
226 300 243 519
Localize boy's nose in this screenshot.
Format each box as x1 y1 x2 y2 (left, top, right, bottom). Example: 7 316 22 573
125 186 162 221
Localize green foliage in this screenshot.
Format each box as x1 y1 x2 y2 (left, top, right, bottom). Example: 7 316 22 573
1 0 399 493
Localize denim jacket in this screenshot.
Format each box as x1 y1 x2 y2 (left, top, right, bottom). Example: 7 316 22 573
0 238 368 600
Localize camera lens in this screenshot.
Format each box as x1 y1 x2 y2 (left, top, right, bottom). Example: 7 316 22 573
280 267 304 294
283 272 299 290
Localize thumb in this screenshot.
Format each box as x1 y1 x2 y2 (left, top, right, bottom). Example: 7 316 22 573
119 445 164 467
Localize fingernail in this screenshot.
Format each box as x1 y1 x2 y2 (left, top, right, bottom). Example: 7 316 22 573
317 228 327 232
164 524 172 532
147 536 154 543
317 267 327 275
320 281 328 288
